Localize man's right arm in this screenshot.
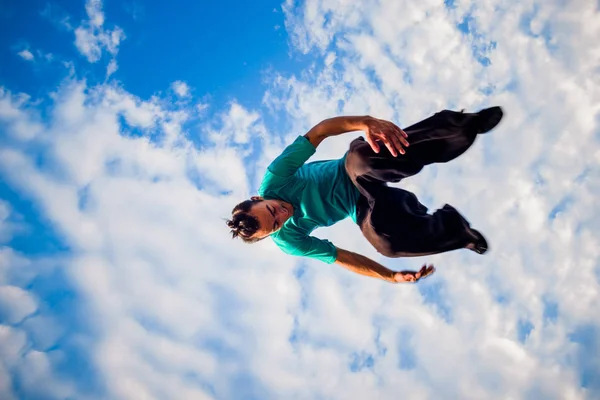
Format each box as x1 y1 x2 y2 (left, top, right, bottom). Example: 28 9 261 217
334 247 435 283
304 116 371 148
304 115 409 157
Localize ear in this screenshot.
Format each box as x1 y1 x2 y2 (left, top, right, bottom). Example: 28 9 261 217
251 196 263 201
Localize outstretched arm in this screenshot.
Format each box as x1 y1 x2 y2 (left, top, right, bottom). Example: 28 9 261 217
304 116 410 157
334 247 435 283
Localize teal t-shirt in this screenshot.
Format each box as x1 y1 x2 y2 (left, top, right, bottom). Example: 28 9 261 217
258 135 361 264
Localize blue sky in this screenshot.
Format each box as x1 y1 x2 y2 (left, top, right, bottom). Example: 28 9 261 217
1 0 299 103
1 0 599 399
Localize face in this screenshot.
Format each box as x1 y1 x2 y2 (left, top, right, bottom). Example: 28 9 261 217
248 198 293 239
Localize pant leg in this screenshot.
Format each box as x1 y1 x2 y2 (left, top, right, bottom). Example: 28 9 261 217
344 109 480 190
402 109 481 163
357 186 475 258
347 109 481 258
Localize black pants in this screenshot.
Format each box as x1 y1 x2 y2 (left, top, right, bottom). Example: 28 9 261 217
345 109 481 258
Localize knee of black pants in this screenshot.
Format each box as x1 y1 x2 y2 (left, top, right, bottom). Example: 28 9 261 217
359 215 399 258
345 137 376 179
346 136 423 183
374 242 398 258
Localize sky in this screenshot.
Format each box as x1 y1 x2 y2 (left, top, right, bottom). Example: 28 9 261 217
0 0 599 399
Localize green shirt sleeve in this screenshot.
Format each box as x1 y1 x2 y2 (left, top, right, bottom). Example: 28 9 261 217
273 230 338 264
266 135 316 177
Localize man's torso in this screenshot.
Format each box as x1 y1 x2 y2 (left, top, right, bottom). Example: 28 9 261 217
258 136 360 263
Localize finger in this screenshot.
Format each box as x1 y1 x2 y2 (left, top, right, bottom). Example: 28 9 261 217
422 265 436 279
366 134 380 153
397 130 410 148
388 132 406 155
389 124 409 145
382 137 398 157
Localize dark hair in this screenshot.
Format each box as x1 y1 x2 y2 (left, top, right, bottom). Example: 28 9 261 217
226 198 264 243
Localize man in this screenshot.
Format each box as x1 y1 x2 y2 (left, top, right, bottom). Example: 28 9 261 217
226 107 503 283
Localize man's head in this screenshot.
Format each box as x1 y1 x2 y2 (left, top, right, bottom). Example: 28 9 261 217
227 196 293 243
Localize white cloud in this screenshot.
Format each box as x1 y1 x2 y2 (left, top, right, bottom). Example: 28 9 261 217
0 286 37 324
0 363 16 400
106 58 118 79
74 0 125 63
217 102 266 145
171 81 190 98
85 0 104 27
0 202 9 222
196 102 209 114
324 52 335 66
0 201 15 243
0 89 44 140
17 49 34 61
0 0 599 399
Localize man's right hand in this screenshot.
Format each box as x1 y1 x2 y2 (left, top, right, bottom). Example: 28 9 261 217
362 116 410 157
394 264 436 283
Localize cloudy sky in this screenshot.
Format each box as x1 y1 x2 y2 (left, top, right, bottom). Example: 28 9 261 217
1 0 599 398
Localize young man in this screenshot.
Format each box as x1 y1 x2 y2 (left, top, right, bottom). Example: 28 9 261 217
226 107 503 284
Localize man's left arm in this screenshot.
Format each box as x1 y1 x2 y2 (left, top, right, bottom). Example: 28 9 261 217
334 247 435 283
304 115 410 157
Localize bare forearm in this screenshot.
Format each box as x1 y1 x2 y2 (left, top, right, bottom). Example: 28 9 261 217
334 247 396 283
305 116 369 148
